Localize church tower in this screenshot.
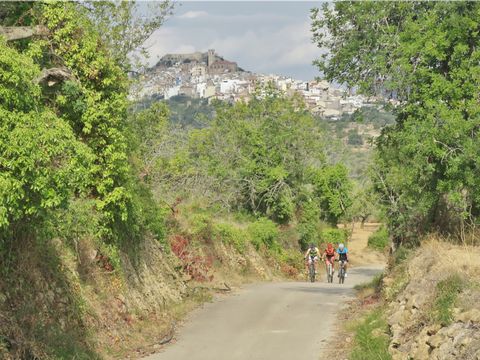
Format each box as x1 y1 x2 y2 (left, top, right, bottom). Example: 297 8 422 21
207 49 215 67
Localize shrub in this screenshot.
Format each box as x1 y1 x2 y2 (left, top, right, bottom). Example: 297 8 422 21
97 243 121 272
347 128 364 146
270 192 295 224
368 226 390 251
320 228 349 245
280 264 299 277
248 218 279 250
213 223 248 253
190 214 214 242
276 248 304 270
170 234 213 282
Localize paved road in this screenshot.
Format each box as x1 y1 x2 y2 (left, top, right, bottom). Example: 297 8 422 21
143 266 383 360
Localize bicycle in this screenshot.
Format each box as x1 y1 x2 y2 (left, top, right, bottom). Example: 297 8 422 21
325 261 334 283
338 260 347 284
307 256 316 283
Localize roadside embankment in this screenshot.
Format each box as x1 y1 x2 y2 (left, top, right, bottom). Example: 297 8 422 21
325 238 480 360
384 239 480 359
0 204 305 359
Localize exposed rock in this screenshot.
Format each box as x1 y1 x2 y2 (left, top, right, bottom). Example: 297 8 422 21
426 324 441 336
406 293 423 309
385 242 480 360
427 333 446 349
412 342 430 360
455 309 480 323
389 308 408 326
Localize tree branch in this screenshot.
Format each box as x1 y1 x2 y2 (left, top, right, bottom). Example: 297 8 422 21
34 67 74 86
0 25 48 41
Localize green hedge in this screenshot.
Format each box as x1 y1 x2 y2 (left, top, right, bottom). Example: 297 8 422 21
367 226 389 251
213 223 247 253
247 218 280 251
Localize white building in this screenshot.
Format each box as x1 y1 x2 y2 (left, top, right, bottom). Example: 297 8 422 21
164 86 180 99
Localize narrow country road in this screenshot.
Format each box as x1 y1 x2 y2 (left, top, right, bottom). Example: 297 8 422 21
143 265 383 360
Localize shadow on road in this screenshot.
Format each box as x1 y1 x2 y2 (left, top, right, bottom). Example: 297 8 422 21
349 267 383 277
285 286 352 295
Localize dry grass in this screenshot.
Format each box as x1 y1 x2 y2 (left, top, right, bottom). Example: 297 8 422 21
340 222 387 267
412 236 480 279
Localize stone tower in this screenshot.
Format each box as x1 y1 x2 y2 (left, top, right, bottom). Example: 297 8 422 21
207 49 215 67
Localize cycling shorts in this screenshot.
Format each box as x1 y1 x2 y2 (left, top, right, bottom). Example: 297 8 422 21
325 255 335 265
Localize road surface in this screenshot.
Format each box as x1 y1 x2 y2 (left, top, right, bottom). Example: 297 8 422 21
143 266 382 360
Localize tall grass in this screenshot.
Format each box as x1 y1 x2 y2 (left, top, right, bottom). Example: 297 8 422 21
349 308 391 360
432 274 465 326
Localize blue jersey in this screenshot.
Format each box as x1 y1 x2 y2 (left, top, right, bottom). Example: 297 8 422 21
337 247 348 261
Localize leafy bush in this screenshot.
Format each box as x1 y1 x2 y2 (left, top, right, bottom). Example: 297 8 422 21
311 164 353 225
97 243 121 272
213 223 248 253
190 214 214 242
170 234 213 282
368 226 390 251
248 218 280 250
275 248 304 270
320 228 349 245
269 191 295 224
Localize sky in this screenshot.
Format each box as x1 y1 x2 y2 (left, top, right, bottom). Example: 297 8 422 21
144 1 324 80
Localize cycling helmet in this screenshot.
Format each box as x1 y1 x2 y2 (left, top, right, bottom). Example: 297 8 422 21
309 243 315 248
338 243 345 250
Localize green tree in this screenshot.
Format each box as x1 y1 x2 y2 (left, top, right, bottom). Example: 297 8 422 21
312 2 480 244
190 87 326 222
311 164 353 226
84 1 174 71
347 128 364 146
0 38 92 231
0 1 171 243
143 86 353 226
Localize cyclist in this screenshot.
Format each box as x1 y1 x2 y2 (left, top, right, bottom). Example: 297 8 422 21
304 243 320 274
322 243 336 275
336 243 349 277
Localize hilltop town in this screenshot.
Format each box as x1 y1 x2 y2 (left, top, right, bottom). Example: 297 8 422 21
135 49 377 118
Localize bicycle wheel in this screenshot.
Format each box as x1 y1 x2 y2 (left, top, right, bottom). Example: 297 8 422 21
339 267 345 284
309 263 315 282
327 263 333 283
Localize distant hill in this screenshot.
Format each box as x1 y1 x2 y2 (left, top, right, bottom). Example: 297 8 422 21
152 49 244 72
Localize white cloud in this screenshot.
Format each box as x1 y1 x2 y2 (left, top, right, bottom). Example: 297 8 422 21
205 21 320 74
178 10 209 19
143 27 197 65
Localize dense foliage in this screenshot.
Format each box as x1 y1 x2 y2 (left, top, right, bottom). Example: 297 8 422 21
313 2 480 245
0 1 171 253
140 88 352 233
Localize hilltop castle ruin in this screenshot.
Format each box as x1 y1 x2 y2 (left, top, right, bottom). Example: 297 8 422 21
155 49 238 75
